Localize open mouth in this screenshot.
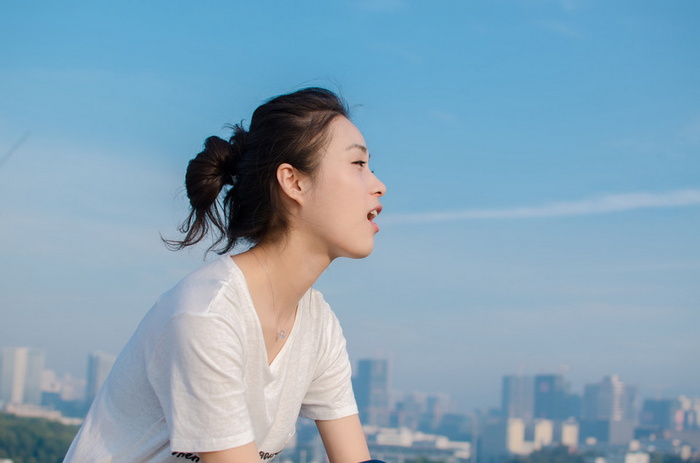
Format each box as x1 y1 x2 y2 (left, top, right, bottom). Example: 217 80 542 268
368 210 378 221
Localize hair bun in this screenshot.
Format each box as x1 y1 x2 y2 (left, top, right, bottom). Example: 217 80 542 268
185 136 236 210
208 135 239 180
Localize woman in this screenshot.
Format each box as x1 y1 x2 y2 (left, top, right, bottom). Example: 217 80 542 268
64 88 386 462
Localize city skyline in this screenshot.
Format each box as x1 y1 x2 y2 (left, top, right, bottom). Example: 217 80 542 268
1 344 697 418
1 1 699 412
3 345 699 461
2 347 698 462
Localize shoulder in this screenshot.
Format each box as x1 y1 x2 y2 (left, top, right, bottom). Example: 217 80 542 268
305 288 340 325
133 255 252 345
159 255 249 319
298 288 346 346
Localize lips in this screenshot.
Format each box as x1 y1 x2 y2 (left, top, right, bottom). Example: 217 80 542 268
367 204 382 221
367 206 382 233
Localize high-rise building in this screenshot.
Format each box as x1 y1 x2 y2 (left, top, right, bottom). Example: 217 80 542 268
0 347 46 406
502 375 534 422
534 374 570 420
677 396 700 431
391 392 423 430
419 393 450 433
481 417 527 461
353 358 390 426
581 375 636 444
582 375 636 422
639 398 675 432
86 351 116 405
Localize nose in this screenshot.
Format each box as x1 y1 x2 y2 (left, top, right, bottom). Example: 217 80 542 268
372 172 387 198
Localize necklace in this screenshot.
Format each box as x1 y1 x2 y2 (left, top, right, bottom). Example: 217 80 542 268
249 248 295 341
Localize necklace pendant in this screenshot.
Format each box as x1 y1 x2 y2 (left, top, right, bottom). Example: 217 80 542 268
278 330 286 340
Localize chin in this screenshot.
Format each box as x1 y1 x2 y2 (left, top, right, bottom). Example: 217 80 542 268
332 241 375 260
347 243 375 260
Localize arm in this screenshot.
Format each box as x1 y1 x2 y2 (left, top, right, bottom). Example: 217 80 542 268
199 441 260 463
316 414 371 463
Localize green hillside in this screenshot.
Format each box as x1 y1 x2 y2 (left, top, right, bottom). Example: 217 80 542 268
0 412 79 463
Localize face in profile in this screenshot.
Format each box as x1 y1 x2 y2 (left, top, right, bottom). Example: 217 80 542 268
300 116 386 260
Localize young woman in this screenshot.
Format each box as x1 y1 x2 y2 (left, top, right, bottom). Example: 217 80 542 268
64 88 386 462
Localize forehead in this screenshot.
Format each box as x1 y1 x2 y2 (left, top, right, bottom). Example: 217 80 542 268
325 116 367 153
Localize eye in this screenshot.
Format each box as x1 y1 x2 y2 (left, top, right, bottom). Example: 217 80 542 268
353 160 367 168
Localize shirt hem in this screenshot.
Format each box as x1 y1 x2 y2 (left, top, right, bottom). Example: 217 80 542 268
170 431 256 453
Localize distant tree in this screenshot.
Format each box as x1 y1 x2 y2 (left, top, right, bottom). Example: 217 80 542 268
0 412 79 463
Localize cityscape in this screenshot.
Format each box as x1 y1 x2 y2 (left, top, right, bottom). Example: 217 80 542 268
1 346 698 463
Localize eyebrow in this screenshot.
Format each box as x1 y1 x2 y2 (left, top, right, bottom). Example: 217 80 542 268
347 143 370 156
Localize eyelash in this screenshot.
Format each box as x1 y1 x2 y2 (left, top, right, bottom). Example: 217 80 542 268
353 161 367 167
353 161 375 173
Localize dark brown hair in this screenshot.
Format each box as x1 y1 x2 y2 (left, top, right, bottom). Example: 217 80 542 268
165 87 349 254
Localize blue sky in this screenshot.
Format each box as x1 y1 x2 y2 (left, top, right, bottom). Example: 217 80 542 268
1 1 699 411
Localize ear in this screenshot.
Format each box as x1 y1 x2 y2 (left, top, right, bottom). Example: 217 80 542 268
276 163 311 205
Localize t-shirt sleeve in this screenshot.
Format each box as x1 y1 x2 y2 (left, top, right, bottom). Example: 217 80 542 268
146 312 255 453
299 308 358 421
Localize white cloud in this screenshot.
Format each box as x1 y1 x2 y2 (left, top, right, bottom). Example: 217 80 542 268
383 189 700 224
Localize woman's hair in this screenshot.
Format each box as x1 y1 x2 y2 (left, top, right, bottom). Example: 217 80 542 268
165 87 349 254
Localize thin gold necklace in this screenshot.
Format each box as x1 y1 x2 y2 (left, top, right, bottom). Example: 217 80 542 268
249 248 295 341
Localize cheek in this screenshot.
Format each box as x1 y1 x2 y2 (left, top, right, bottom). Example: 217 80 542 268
318 175 353 204
309 168 365 221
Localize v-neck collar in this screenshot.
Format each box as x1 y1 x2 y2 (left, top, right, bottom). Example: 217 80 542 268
226 255 306 370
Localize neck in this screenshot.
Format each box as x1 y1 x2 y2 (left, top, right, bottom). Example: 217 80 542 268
241 231 333 316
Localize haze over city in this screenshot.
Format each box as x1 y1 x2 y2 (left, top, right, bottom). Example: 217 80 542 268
1 1 699 412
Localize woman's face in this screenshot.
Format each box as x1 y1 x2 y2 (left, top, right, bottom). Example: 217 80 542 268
300 116 386 260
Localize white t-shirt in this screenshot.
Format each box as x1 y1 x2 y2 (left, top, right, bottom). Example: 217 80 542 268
64 255 358 462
